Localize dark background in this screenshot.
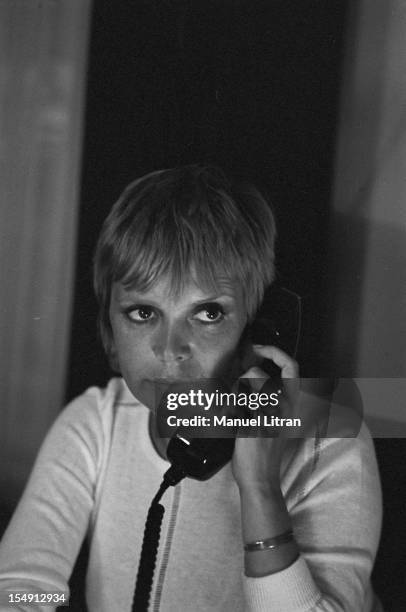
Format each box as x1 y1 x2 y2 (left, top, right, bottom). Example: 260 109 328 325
67 0 348 399
64 1 403 609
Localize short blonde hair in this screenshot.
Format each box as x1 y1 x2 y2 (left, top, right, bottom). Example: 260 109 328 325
93 164 277 359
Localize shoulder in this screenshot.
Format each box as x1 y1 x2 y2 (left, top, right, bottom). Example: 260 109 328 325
58 376 133 427
283 424 381 508
311 423 379 479
38 378 135 471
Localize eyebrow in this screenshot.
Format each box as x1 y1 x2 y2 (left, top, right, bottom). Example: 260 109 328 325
190 295 237 305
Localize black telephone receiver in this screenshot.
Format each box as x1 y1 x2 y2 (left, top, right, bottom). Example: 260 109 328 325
165 285 302 481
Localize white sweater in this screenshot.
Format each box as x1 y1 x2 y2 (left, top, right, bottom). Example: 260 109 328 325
0 378 383 611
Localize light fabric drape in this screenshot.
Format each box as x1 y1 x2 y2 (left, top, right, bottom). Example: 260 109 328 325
0 0 92 505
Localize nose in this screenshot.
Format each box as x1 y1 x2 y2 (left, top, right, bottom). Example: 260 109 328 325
151 321 192 363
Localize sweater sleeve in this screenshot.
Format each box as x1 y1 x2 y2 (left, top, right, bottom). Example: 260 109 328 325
242 426 383 611
0 388 106 612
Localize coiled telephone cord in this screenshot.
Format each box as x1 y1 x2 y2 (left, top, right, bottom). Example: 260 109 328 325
131 465 186 612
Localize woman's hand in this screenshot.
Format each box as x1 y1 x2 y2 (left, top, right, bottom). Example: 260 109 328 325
231 344 299 492
231 344 300 577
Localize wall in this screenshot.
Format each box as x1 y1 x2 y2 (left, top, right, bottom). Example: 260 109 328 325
325 1 406 431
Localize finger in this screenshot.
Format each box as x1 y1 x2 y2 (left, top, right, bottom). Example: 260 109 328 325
238 367 283 422
252 345 298 378
239 358 297 422
240 366 285 404
239 365 269 391
252 345 300 407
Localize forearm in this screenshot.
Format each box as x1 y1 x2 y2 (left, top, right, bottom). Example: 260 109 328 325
240 431 383 612
239 484 299 577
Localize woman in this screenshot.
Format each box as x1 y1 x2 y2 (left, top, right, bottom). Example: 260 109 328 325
0 165 382 611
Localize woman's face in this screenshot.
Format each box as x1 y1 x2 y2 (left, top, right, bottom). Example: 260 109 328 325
109 273 248 408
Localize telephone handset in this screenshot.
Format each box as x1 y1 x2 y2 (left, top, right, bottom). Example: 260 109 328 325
165 285 302 482
133 285 302 610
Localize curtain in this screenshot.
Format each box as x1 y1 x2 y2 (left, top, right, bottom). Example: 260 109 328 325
0 0 92 506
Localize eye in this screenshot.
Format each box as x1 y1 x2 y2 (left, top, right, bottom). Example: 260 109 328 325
125 306 156 323
193 303 225 324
